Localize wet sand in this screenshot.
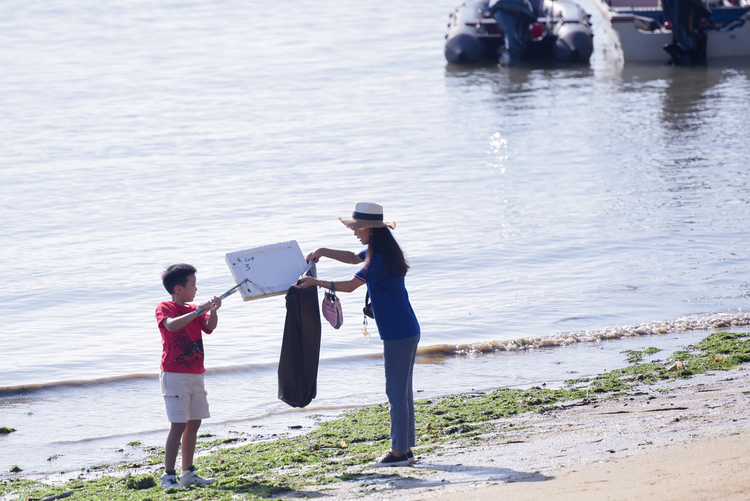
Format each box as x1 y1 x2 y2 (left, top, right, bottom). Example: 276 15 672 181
427 431 750 501
296 364 750 500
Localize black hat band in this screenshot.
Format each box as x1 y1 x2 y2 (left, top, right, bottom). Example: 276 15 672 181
352 211 383 221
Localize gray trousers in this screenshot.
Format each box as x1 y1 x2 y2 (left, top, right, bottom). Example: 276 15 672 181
383 333 420 453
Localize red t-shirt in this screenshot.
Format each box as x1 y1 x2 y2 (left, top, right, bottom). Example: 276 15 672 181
155 301 214 374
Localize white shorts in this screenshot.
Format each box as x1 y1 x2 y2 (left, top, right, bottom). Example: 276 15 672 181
160 371 211 423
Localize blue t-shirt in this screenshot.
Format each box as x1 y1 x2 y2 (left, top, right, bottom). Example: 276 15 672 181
355 249 420 340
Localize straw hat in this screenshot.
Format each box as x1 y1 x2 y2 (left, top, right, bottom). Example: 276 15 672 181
339 202 396 230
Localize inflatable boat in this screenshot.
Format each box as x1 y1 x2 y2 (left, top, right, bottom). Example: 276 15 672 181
445 0 594 66
592 0 750 64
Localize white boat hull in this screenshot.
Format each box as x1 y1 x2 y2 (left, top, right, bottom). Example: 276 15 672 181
592 0 750 61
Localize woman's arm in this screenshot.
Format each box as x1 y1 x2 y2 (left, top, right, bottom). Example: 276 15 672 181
294 276 365 293
307 248 364 265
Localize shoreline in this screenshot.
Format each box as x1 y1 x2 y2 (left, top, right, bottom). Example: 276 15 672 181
336 365 750 500
2 333 749 500
3 323 749 478
13 365 750 500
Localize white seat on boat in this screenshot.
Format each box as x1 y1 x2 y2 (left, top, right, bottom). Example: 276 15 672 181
609 0 660 7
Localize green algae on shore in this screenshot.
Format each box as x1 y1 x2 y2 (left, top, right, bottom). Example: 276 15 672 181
622 347 661 363
2 331 748 501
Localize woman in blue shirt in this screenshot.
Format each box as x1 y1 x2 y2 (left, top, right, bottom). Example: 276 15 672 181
295 201 420 467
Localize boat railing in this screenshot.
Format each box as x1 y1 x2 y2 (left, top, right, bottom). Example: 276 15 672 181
608 0 660 7
465 16 585 24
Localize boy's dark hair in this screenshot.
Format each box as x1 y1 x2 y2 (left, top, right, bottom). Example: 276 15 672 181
162 263 197 294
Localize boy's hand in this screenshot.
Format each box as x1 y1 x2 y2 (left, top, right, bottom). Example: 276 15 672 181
197 300 214 314
210 296 222 311
199 296 222 313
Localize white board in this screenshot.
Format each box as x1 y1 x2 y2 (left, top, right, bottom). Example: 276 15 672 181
225 240 309 300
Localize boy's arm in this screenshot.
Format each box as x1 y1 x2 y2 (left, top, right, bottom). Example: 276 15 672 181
163 311 201 332
162 299 217 332
204 296 221 331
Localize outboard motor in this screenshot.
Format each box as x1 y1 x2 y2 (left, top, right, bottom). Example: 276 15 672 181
661 0 711 64
489 0 537 66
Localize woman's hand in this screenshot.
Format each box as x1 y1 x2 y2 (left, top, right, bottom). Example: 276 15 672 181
293 276 319 289
306 249 324 263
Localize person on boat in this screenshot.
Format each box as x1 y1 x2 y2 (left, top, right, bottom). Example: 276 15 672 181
294 202 421 467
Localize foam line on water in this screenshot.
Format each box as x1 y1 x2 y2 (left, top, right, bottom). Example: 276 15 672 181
418 310 750 355
3 311 747 396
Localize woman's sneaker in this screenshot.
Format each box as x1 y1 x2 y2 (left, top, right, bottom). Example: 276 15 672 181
369 451 410 467
406 450 415 464
179 469 216 487
159 473 181 489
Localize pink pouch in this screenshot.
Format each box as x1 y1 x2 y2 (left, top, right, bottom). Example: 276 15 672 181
322 282 343 329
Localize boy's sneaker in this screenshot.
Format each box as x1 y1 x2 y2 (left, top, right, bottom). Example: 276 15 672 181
369 451 410 467
159 473 181 489
406 450 415 464
179 469 216 487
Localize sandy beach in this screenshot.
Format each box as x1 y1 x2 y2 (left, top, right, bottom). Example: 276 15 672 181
292 364 750 500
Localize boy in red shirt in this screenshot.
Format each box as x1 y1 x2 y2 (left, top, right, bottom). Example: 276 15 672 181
155 263 222 489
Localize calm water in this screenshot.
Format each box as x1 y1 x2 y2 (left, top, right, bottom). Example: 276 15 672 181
1 0 749 477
